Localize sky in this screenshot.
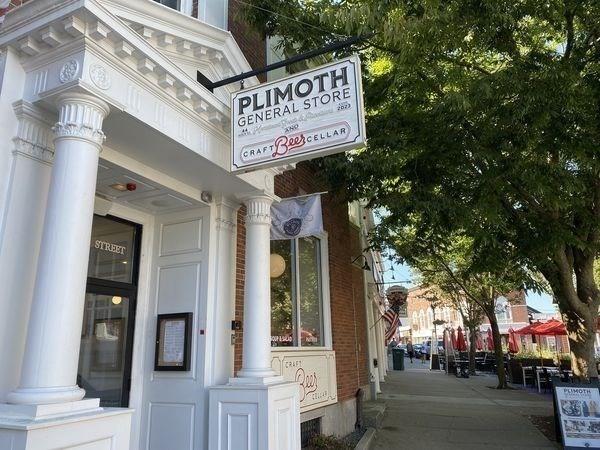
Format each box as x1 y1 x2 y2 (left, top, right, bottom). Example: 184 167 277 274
381 261 556 313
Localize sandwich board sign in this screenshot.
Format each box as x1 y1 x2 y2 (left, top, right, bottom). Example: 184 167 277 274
231 55 366 172
553 378 600 448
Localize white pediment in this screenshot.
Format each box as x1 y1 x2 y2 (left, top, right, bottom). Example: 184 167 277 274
100 0 260 104
0 0 278 195
0 0 258 120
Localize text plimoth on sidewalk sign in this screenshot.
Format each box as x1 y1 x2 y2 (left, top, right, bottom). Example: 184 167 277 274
231 55 366 172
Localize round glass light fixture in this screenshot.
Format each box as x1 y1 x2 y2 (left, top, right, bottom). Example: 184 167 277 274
111 296 122 305
270 253 286 278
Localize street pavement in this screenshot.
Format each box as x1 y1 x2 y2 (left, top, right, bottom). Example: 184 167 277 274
373 356 558 449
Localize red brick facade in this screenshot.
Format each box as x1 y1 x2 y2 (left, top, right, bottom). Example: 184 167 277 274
227 0 266 80
233 162 370 402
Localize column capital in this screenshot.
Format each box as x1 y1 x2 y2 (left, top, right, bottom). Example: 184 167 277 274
52 93 110 148
214 197 240 232
242 194 277 226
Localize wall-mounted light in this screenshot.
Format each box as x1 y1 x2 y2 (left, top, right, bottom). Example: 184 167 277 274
351 254 371 271
201 191 213 203
270 253 286 278
111 296 122 305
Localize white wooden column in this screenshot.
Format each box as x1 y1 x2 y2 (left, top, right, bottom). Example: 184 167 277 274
8 93 109 406
237 195 278 380
209 193 300 450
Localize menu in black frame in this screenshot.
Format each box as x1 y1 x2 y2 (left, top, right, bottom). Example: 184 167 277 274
154 312 192 371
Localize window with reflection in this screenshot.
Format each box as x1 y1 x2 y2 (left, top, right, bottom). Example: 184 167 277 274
88 215 136 283
270 236 324 347
154 0 179 10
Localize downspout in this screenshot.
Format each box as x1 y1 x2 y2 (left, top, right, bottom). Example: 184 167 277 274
363 267 381 395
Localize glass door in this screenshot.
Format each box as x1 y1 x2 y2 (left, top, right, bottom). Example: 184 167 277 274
78 215 141 407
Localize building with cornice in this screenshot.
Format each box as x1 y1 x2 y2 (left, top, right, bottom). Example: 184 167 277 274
0 1 383 449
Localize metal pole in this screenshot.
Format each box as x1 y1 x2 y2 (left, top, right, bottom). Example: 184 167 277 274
197 34 371 91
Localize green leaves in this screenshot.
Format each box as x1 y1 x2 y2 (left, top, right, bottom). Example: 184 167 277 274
242 0 600 317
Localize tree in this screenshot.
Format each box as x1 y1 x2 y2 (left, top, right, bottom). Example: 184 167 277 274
399 234 524 388
242 0 600 378
419 283 485 376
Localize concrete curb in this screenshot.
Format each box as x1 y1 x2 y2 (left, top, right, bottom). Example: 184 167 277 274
355 427 376 450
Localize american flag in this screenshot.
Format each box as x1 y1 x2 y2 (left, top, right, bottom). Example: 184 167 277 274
0 1 11 25
383 308 399 343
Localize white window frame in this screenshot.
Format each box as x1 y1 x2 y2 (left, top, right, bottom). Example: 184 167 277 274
495 296 512 323
152 0 193 16
271 232 332 351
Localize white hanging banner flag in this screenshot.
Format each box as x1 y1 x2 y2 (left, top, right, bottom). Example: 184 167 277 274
271 195 324 240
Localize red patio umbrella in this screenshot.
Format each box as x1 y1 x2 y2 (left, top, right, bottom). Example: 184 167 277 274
475 331 484 351
508 328 520 353
450 328 457 350
486 328 494 351
514 321 543 335
456 326 467 351
534 319 567 336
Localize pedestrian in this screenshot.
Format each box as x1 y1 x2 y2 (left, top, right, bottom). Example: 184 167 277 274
407 341 414 363
421 342 430 364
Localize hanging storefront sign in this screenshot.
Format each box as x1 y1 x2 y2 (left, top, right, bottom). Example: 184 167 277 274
231 55 366 172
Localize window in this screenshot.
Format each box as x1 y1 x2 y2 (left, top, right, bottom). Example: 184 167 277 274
152 0 194 16
271 236 325 347
412 312 419 331
426 308 433 329
154 0 179 10
419 310 425 330
495 296 512 323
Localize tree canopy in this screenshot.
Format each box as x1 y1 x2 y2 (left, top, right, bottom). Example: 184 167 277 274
242 0 600 377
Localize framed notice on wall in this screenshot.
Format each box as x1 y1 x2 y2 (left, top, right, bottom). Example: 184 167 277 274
553 378 600 448
154 312 192 371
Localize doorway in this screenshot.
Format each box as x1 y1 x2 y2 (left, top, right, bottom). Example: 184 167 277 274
78 215 142 407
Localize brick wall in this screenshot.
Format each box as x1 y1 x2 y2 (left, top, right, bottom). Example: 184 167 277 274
227 0 266 80
481 290 528 325
233 162 370 402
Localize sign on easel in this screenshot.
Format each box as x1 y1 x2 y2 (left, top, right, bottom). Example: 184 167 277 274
231 55 366 172
553 378 600 448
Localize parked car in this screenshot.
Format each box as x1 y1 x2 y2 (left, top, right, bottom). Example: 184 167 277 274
412 344 423 355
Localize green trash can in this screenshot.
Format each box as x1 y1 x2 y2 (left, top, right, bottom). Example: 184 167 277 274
392 348 405 370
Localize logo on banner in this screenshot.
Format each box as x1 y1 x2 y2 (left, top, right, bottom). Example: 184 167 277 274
271 195 323 240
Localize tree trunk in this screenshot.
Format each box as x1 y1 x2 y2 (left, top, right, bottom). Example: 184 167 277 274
542 247 600 380
489 315 507 389
562 307 599 380
468 325 477 375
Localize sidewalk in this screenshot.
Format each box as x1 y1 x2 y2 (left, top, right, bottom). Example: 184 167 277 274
373 358 558 449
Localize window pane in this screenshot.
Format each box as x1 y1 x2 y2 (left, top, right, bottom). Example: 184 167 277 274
154 0 179 10
270 240 294 347
88 216 136 283
78 293 130 407
298 237 322 346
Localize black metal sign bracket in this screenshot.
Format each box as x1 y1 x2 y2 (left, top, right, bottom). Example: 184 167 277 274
196 34 370 92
